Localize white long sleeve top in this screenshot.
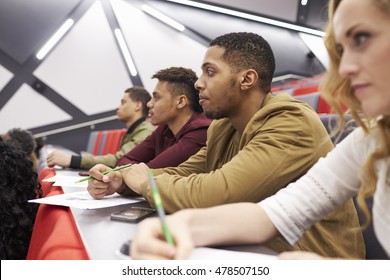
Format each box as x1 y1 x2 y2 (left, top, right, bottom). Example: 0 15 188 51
260 127 390 257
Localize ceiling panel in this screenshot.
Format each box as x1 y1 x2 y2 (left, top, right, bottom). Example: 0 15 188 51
201 0 299 22
0 0 81 64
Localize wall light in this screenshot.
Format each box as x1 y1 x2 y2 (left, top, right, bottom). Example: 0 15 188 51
301 0 308 6
142 4 185 32
114 28 138 76
167 0 325 37
36 18 74 60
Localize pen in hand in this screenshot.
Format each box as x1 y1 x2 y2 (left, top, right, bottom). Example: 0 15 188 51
147 170 174 246
74 163 133 183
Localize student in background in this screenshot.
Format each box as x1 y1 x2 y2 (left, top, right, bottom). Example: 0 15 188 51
130 0 390 260
2 128 38 173
0 140 42 259
88 32 364 259
46 86 155 170
112 66 211 168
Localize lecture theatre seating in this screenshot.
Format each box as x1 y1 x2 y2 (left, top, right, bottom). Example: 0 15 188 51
27 168 89 260
85 128 127 156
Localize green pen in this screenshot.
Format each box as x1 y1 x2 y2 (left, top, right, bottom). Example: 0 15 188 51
74 163 133 183
147 170 174 246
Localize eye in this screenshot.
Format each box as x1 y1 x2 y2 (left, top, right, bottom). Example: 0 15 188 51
206 67 214 76
353 32 369 46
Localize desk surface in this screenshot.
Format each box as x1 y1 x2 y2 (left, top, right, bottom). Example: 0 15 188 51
59 171 276 260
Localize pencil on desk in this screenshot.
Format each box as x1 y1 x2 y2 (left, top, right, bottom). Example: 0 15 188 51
74 163 133 183
147 170 174 246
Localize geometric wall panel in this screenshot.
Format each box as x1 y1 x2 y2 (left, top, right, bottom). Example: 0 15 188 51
111 0 207 93
34 1 132 116
0 64 13 91
0 83 72 133
299 32 329 70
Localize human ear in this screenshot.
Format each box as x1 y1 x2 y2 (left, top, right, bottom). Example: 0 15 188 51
240 69 258 90
176 95 188 109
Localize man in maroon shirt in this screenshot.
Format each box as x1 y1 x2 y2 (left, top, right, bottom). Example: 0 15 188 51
115 66 211 168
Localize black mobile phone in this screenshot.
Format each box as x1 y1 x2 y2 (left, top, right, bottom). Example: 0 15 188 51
110 206 155 223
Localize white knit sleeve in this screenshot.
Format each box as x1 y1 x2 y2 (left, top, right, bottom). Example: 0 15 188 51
259 127 372 245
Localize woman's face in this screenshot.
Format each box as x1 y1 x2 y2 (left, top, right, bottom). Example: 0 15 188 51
334 0 390 117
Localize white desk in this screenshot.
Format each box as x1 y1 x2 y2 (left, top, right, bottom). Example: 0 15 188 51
61 185 148 260
59 170 276 260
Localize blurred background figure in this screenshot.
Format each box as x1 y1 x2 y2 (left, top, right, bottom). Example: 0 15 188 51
2 128 38 173
0 139 42 259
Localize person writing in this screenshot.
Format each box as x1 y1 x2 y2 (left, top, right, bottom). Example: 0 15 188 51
130 0 390 260
46 86 154 169
88 32 364 258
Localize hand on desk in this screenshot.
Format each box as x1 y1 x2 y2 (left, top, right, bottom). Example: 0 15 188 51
87 164 124 198
131 210 194 260
46 150 71 168
87 163 150 198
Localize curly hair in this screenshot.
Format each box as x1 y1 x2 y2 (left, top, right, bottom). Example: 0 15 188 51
2 128 39 172
152 67 203 113
209 32 275 93
0 141 42 259
321 0 390 229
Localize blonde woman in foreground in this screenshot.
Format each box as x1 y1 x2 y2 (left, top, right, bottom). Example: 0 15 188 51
131 0 390 259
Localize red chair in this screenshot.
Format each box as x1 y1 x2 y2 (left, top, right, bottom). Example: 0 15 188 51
317 96 332 114
92 130 107 155
293 84 320 96
27 169 89 260
102 129 126 155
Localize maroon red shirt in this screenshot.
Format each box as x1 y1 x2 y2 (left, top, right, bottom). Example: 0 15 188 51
116 113 211 168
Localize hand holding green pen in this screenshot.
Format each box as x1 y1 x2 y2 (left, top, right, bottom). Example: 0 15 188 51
147 170 174 246
75 163 133 183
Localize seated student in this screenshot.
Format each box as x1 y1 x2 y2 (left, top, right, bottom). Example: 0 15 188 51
46 86 155 169
0 139 42 259
129 0 390 260
2 128 38 173
113 66 211 168
87 32 364 259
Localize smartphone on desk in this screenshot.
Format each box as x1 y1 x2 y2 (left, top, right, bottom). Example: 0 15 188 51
110 206 156 223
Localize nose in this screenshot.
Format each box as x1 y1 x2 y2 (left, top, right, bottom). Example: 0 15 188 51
194 77 204 91
147 99 153 108
338 50 359 79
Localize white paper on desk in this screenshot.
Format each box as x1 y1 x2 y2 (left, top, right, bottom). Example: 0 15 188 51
28 191 144 209
116 246 276 260
52 175 88 187
42 175 88 187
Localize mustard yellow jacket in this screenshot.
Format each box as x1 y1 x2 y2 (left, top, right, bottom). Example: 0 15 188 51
123 93 364 258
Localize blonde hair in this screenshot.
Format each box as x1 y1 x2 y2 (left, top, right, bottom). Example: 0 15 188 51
321 0 390 229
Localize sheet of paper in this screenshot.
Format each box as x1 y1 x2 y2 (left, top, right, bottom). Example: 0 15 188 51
28 191 144 209
42 173 88 188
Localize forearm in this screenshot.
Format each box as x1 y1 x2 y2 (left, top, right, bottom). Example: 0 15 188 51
179 203 278 247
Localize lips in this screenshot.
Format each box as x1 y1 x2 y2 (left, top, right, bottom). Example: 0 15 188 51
199 94 208 105
352 83 370 99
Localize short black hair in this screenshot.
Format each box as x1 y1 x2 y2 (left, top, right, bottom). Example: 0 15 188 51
209 32 275 93
125 86 152 117
152 67 203 113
